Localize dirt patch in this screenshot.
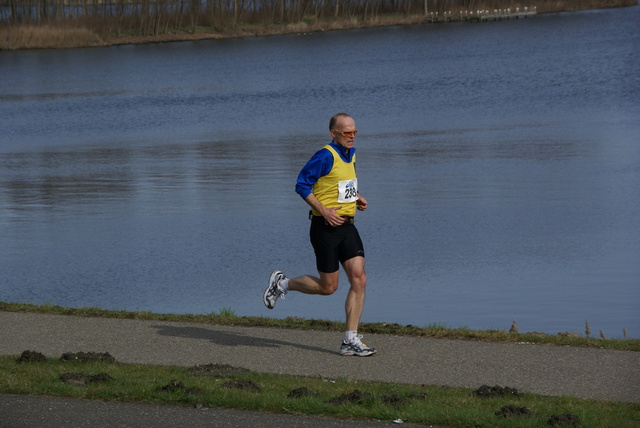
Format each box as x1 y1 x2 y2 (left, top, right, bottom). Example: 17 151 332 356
16 350 47 363
408 392 428 400
60 372 114 386
288 386 318 398
493 405 580 425
495 404 537 418
473 384 519 398
156 379 205 395
381 394 407 405
189 363 249 377
548 414 581 426
308 319 335 328
380 389 427 405
60 352 116 363
328 389 373 406
222 379 261 393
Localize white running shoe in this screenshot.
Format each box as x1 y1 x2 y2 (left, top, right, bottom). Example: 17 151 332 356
340 335 376 357
264 270 287 309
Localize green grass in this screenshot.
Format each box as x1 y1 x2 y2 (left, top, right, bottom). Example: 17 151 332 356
1 355 638 428
1 301 638 351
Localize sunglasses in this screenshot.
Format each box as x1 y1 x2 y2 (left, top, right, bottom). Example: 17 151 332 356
332 129 358 137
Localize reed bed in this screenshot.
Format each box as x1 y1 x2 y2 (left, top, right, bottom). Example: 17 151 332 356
1 24 102 49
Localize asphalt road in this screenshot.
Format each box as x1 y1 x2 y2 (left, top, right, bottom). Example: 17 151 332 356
1 311 638 427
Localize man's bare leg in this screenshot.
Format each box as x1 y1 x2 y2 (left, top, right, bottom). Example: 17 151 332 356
340 256 375 355
286 257 366 331
342 256 366 332
288 271 339 296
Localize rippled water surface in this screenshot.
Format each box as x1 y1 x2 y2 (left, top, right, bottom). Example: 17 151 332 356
1 6 639 337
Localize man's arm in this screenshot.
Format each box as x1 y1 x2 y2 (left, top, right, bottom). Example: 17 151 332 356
296 148 345 225
295 148 332 200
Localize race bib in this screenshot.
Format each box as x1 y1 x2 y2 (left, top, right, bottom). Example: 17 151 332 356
337 178 358 203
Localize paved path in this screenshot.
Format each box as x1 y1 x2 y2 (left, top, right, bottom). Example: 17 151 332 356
1 311 638 427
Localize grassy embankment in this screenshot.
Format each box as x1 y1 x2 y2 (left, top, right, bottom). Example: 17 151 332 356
1 303 639 428
0 0 637 50
2 301 638 350
2 354 639 428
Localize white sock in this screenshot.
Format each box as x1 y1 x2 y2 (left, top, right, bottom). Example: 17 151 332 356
344 331 357 342
279 278 289 293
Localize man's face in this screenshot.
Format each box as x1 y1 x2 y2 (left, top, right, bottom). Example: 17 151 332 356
330 117 357 149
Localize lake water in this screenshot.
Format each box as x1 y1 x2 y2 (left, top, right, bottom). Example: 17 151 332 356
1 6 639 338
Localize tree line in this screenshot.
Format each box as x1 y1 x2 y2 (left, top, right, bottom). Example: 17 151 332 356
0 0 634 36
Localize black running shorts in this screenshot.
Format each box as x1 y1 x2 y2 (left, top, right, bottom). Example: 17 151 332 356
309 216 365 273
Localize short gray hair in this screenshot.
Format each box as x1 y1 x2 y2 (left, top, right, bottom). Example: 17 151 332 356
329 113 351 130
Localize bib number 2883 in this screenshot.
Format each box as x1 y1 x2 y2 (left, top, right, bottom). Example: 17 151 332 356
337 178 358 203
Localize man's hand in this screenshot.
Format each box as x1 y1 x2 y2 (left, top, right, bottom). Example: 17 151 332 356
322 206 346 227
356 193 368 211
305 194 345 227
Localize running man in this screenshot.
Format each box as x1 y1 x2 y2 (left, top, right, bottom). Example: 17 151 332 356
263 113 375 357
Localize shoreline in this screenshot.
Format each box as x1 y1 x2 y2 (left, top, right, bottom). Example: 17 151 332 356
1 2 638 51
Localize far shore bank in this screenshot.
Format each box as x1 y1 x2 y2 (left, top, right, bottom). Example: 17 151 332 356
1 1 638 51
100 3 640 49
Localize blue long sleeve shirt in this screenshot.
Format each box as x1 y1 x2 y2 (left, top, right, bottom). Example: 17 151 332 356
295 141 356 200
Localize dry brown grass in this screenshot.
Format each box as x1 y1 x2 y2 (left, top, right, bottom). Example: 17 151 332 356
1 25 104 50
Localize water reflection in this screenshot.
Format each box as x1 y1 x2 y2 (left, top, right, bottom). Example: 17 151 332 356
2 149 130 213
0 133 310 225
